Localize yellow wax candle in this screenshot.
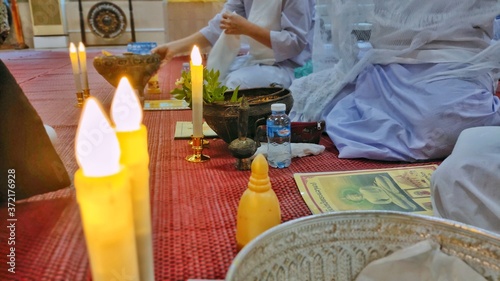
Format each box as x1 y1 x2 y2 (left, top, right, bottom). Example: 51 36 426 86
78 42 89 90
236 154 281 250
69 42 82 93
190 45 204 138
74 97 140 281
111 77 155 281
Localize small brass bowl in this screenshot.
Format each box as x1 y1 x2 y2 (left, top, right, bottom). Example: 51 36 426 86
93 52 161 102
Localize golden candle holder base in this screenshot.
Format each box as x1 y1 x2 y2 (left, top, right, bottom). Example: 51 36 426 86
188 138 210 146
146 74 161 94
75 89 91 108
75 91 84 108
83 88 91 99
186 136 210 162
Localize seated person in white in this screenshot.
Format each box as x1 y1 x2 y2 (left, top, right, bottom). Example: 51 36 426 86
290 0 500 162
152 0 314 89
431 126 500 234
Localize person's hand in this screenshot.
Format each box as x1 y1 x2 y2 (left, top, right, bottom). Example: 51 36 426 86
151 32 211 63
151 42 181 63
220 11 250 35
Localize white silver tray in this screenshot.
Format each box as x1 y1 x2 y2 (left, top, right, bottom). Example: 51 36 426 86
226 211 500 281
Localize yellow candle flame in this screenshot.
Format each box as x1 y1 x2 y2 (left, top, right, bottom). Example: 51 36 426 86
69 42 79 73
75 97 121 177
111 77 143 132
191 45 202 66
77 42 86 61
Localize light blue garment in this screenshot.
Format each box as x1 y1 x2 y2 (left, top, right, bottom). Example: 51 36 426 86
223 55 293 89
322 63 500 162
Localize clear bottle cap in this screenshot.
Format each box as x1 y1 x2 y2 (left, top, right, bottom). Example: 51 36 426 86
271 103 286 112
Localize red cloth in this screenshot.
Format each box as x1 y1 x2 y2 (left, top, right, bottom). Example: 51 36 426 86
0 49 438 280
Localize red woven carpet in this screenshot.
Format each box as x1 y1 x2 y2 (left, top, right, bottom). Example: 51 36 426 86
0 48 439 281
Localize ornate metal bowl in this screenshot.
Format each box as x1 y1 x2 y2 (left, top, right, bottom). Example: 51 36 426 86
93 52 161 102
203 87 293 144
226 211 500 281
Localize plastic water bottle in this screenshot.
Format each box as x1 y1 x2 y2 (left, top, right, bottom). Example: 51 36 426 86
494 15 500 41
267 103 292 168
182 62 190 73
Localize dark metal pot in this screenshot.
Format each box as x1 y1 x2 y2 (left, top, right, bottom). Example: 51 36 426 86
203 87 293 144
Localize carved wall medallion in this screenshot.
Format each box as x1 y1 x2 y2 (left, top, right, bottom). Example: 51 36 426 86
87 2 126 39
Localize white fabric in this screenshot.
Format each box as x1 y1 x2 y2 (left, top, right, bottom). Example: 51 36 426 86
355 240 487 281
200 0 315 88
244 0 281 65
253 143 325 159
290 0 500 122
318 63 500 162
206 25 241 80
44 124 58 146
223 55 293 89
206 0 281 81
431 126 500 234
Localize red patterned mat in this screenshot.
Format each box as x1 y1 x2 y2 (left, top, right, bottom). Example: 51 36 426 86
0 49 439 281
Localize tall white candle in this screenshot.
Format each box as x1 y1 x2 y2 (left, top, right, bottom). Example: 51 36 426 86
69 42 82 93
78 42 89 90
190 45 204 138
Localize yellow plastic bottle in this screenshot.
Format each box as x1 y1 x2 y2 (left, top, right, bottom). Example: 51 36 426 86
236 153 281 250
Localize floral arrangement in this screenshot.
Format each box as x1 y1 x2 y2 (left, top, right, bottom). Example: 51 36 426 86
170 68 240 106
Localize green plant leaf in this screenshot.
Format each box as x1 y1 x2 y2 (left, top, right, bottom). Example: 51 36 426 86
169 67 241 106
230 86 240 102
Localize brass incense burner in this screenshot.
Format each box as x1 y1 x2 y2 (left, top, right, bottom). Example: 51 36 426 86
228 97 258 170
93 52 161 103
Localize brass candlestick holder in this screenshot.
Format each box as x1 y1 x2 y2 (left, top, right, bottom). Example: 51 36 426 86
186 136 210 162
146 74 161 94
75 89 91 108
188 138 210 146
75 91 84 107
228 97 257 170
83 88 90 99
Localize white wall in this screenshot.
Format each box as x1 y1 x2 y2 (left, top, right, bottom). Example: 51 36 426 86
64 0 166 46
9 0 225 49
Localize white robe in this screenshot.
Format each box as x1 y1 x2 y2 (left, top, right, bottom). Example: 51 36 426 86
289 0 500 161
431 126 500 234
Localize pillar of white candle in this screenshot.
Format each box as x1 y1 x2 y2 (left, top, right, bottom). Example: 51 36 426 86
78 42 89 90
69 42 82 93
190 45 204 138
